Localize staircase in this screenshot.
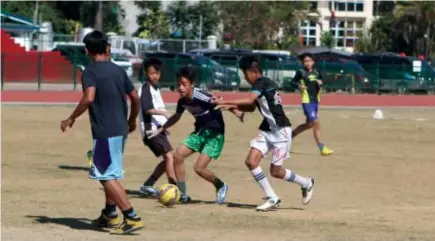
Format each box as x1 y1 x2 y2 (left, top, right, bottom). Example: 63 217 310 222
1 30 82 84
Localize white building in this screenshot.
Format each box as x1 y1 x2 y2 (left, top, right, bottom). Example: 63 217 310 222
299 0 374 52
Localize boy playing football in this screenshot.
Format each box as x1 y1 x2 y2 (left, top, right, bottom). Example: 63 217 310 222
291 53 333 156
138 58 178 197
60 30 144 234
213 55 314 211
147 66 244 204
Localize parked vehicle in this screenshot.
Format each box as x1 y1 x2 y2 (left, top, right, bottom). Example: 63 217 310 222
353 53 435 93
142 52 240 90
110 48 133 79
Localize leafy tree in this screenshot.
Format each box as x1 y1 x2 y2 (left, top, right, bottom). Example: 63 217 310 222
134 1 170 39
166 1 193 38
320 31 335 48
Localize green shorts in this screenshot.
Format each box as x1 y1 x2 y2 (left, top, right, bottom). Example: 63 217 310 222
182 129 225 160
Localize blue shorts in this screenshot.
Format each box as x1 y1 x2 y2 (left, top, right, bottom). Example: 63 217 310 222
302 103 319 122
89 135 126 181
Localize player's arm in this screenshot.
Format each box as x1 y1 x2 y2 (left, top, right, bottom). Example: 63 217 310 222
140 84 170 118
212 80 262 111
61 70 96 132
125 72 140 133
147 99 184 138
316 72 323 86
290 70 303 89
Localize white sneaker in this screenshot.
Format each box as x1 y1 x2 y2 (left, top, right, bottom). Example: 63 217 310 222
139 185 159 197
301 178 315 205
256 196 281 212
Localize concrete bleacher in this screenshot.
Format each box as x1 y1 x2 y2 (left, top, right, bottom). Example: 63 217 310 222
1 30 82 83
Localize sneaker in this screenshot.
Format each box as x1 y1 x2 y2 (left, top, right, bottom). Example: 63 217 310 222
92 212 122 228
262 196 281 208
178 193 192 204
256 196 281 212
216 183 228 205
321 146 334 156
139 185 159 197
301 178 315 205
110 216 144 235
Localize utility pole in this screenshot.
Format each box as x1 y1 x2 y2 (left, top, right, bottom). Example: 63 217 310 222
94 0 103 31
199 15 203 47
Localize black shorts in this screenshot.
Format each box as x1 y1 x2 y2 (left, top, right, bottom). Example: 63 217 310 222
143 133 173 157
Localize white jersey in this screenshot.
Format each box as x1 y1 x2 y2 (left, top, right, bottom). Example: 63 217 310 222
138 82 168 139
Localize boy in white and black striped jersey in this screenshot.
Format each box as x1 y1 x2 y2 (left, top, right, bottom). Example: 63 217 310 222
138 58 178 197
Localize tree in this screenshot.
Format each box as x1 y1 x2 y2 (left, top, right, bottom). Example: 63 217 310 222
188 1 220 40
219 2 308 49
166 1 193 38
320 31 335 48
134 1 170 39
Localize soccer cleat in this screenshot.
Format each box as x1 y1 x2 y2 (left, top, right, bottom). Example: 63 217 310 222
321 146 334 156
216 183 229 205
256 196 281 212
139 185 159 197
301 178 315 205
92 213 122 228
178 193 192 204
110 216 144 235
262 196 281 208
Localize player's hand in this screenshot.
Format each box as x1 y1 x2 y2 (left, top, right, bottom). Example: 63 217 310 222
146 127 163 139
316 80 323 86
210 96 223 104
128 119 136 133
299 84 307 90
60 117 75 132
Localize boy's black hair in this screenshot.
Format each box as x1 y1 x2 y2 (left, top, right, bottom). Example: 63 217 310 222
176 66 196 83
299 52 315 62
143 57 163 72
83 30 109 55
239 55 263 74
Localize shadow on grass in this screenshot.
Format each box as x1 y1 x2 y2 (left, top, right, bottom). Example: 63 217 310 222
25 215 105 232
58 165 89 172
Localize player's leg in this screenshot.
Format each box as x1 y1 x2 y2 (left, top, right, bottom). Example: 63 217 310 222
292 103 314 138
268 127 314 205
311 103 333 156
175 134 200 202
196 132 228 204
89 136 144 234
140 135 176 196
247 133 280 211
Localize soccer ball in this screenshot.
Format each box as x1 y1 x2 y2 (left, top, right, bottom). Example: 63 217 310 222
158 184 181 207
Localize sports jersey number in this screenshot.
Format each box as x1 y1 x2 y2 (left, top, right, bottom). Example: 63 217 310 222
273 92 282 105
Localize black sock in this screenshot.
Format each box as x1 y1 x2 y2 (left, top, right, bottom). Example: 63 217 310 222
213 178 224 190
143 175 158 186
168 177 177 186
122 208 138 220
103 204 117 217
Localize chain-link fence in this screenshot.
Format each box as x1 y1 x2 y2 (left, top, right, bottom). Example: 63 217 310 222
2 48 435 94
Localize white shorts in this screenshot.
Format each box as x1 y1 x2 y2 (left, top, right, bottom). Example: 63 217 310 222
250 127 292 166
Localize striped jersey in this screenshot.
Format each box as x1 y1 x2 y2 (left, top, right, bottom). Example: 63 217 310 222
251 77 291 131
176 87 225 134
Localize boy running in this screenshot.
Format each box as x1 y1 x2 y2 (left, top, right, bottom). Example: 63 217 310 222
147 66 244 204
138 58 177 196
60 30 144 234
291 53 333 156
213 55 314 211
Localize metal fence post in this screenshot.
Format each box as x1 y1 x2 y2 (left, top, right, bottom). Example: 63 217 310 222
376 63 380 94
37 52 42 90
1 53 4 90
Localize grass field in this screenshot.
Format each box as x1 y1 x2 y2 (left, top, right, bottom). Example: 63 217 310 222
2 105 435 241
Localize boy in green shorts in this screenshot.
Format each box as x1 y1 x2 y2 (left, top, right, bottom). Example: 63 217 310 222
147 66 243 204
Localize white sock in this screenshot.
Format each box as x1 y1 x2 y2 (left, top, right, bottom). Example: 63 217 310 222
251 166 278 198
284 169 310 188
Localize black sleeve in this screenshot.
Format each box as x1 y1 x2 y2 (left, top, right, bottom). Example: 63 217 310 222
140 83 154 112
317 71 323 81
123 69 135 94
81 69 96 90
251 78 265 96
176 98 185 114
290 70 302 88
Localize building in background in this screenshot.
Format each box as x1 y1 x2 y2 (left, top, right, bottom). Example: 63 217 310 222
299 0 374 52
